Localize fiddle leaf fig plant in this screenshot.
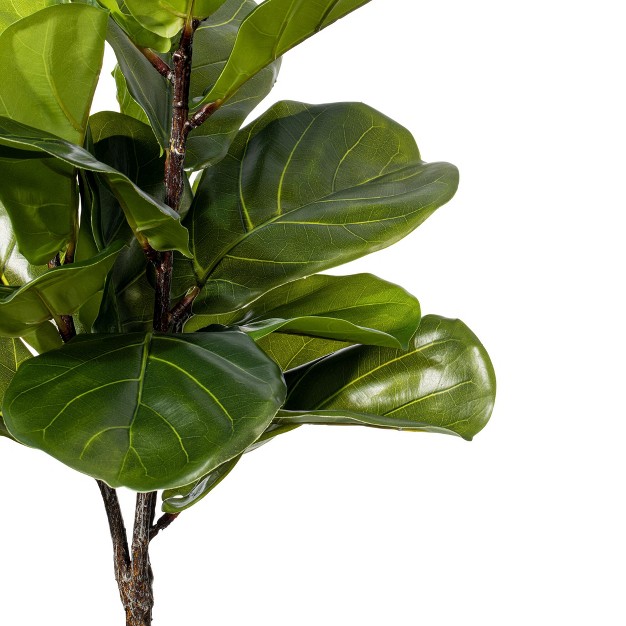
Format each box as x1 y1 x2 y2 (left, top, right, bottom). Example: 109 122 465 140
0 1 496 624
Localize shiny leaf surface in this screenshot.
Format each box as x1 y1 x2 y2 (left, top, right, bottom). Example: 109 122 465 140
188 273 421 350
0 117 190 256
3 331 287 490
0 336 31 439
184 101 458 314
0 243 122 337
281 315 496 441
0 3 108 263
108 19 171 149
199 0 372 105
124 0 228 38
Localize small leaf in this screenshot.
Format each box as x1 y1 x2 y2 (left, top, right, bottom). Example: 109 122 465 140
0 117 190 256
108 19 171 150
97 0 172 52
198 0 372 106
0 242 123 337
3 331 287 491
280 315 496 441
188 273 421 350
124 0 228 38
184 101 458 314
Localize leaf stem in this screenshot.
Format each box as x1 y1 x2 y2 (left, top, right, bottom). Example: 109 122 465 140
168 285 200 330
137 46 173 82
149 512 180 541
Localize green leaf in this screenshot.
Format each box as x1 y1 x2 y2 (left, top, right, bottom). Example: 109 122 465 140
188 273 421 351
124 0 228 38
280 315 496 441
161 422 298 512
185 1 280 169
199 0 372 106
0 3 108 264
97 1 172 52
256 333 351 372
3 331 287 491
0 0 63 37
22 322 63 355
0 336 31 439
108 19 171 149
0 117 190 256
0 203 48 285
184 101 458 314
113 0 281 170
0 242 123 337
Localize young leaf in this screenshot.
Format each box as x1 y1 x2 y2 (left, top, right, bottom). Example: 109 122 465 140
0 117 190 256
184 101 458 314
124 0 228 38
3 331 287 491
0 242 123 337
197 0 372 106
0 3 108 264
280 315 496 441
108 19 172 149
187 273 421 350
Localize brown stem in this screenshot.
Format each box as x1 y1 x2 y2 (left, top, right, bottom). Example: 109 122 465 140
150 512 180 541
138 47 173 82
186 99 223 132
168 285 200 331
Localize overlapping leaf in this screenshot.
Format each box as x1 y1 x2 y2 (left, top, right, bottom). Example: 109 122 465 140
3 331 287 491
280 315 496 441
0 242 122 337
124 0 228 38
0 336 31 440
0 117 190 256
187 273 421 351
199 0 372 106
0 0 61 36
0 3 108 263
182 101 458 314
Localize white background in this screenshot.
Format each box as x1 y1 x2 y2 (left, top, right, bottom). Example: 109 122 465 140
2 1 625 624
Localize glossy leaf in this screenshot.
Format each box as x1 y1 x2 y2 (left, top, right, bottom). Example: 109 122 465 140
114 0 281 170
184 101 458 314
188 273 421 351
161 422 299 512
108 19 171 149
256 332 351 372
185 1 280 169
199 0 372 106
21 322 63 355
3 331 287 491
0 243 122 337
0 336 31 439
281 315 496 441
0 3 108 264
124 0 228 38
97 0 172 52
0 117 190 256
0 0 61 36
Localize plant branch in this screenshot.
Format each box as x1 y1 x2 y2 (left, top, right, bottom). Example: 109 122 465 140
168 285 200 330
149 512 180 541
186 99 223 131
138 46 173 82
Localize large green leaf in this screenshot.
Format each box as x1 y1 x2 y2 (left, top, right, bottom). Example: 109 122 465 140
0 117 190 256
0 242 122 337
198 0 372 106
0 336 31 439
0 0 62 36
124 0 228 38
280 315 496 441
108 19 172 149
97 1 172 52
114 0 281 170
0 3 108 264
187 273 421 351
3 331 287 491
183 101 458 314
256 332 351 372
